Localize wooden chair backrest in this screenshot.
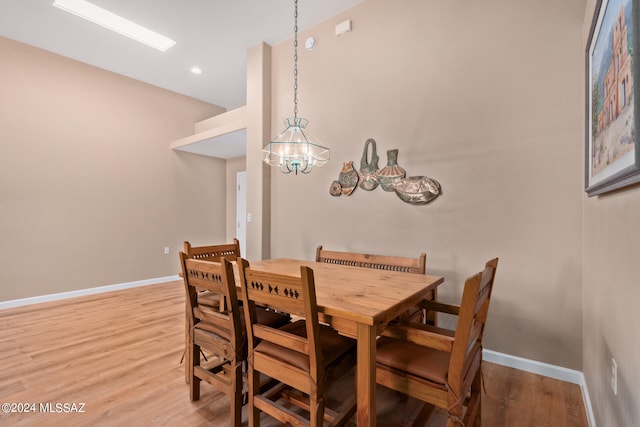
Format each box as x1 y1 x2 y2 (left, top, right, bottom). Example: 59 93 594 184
180 252 243 355
315 245 426 274
237 258 323 383
448 258 498 393
183 238 241 262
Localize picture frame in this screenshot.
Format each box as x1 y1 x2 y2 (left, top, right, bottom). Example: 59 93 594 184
585 0 640 196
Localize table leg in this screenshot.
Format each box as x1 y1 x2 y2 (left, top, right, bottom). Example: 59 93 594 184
356 323 376 427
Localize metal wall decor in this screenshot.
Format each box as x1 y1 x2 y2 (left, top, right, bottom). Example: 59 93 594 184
329 138 441 205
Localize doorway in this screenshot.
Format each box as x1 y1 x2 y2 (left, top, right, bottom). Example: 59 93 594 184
236 171 247 255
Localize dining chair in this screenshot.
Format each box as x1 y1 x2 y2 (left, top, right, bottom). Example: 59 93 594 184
181 240 291 384
315 245 434 323
181 239 243 382
180 253 244 427
375 258 499 427
237 258 357 427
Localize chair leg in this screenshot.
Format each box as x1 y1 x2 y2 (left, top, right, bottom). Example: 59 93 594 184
190 344 200 401
472 370 482 427
446 402 464 427
309 391 323 427
184 313 190 384
230 362 243 427
425 289 438 325
458 369 483 427
247 361 260 427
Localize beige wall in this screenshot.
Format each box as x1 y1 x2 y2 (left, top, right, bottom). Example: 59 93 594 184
269 0 586 369
582 1 640 425
0 37 227 301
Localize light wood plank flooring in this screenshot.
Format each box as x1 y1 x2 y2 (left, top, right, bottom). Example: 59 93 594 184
0 281 588 426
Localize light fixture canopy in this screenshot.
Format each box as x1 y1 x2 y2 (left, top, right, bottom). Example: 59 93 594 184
52 0 176 52
262 0 329 174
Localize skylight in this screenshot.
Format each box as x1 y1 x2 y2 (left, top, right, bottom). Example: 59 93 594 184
52 0 176 52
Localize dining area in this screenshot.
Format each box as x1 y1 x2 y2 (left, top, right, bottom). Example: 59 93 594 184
180 240 498 427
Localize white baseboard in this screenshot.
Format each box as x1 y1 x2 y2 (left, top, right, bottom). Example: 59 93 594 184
0 275 181 310
484 349 596 427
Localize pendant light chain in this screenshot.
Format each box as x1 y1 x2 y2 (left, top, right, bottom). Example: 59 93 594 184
261 0 329 174
293 0 299 120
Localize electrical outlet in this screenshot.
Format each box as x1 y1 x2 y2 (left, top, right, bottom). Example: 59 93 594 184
611 358 618 395
164 246 170 255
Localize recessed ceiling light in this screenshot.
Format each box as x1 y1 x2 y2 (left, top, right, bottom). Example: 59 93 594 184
52 0 176 52
190 67 203 75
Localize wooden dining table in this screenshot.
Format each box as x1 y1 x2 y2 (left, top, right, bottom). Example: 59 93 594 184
245 258 444 427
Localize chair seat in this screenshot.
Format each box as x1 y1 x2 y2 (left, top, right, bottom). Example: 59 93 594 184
255 320 355 372
376 336 451 386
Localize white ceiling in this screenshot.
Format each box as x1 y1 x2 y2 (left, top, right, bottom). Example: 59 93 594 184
0 0 362 110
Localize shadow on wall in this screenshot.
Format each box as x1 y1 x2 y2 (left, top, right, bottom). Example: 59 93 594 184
482 263 581 369
616 364 638 427
596 338 639 427
486 306 578 362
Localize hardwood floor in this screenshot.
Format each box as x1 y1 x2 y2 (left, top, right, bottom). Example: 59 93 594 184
0 281 588 426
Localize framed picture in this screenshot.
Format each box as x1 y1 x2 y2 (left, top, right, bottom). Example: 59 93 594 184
586 0 640 196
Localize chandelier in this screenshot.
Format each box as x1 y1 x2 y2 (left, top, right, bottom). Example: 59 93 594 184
262 0 329 174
